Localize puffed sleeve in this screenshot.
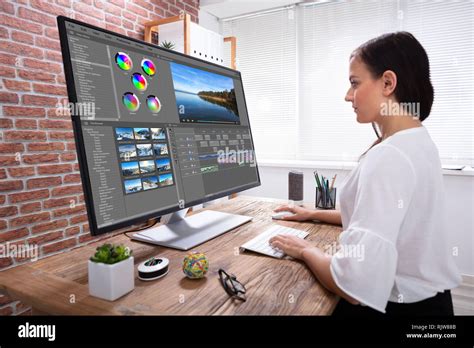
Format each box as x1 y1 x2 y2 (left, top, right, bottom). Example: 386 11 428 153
330 144 416 313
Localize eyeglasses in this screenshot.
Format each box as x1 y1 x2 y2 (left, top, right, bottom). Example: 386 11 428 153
218 268 247 302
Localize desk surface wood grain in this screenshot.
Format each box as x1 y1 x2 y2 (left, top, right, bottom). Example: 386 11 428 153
0 196 343 315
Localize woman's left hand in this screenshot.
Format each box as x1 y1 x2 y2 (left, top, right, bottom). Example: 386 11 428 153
269 234 314 260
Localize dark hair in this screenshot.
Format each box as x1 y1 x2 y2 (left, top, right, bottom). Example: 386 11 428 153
352 31 434 159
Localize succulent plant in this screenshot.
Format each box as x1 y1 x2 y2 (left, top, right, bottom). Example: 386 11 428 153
160 40 175 50
90 243 132 264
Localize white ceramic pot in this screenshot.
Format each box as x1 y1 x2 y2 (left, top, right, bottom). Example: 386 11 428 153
88 256 134 301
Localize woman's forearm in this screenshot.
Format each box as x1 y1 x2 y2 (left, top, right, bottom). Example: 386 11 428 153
311 209 342 226
301 247 359 304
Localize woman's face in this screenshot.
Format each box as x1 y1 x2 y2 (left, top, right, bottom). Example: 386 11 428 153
345 56 384 123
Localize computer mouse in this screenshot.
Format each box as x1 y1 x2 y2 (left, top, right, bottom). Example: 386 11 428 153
272 211 295 220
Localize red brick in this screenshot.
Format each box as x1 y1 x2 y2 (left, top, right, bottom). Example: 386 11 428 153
44 27 59 39
0 92 19 104
126 2 148 18
106 23 126 35
73 2 104 20
3 79 31 92
3 106 46 117
52 185 83 197
7 167 35 178
0 118 13 128
105 13 121 26
0 53 16 65
18 70 56 83
60 153 76 162
37 164 72 175
63 174 81 183
0 143 24 154
0 206 18 218
27 176 62 189
28 231 63 245
0 169 5 179
14 302 31 315
30 0 71 17
15 119 37 129
11 31 34 45
45 50 63 63
110 0 125 7
22 95 58 107
0 155 20 166
122 10 137 22
0 293 14 306
0 228 29 243
0 14 43 34
70 213 88 224
9 189 49 203
0 26 8 38
20 202 42 214
53 204 85 218
39 119 72 130
0 195 5 204
104 2 121 16
18 7 56 27
0 304 13 314
10 212 50 227
48 131 74 140
43 196 76 209
42 237 76 254
27 142 65 151
33 83 67 96
23 59 63 74
65 226 80 236
22 154 59 165
122 19 134 30
0 2 15 14
0 66 16 78
4 131 46 141
31 219 68 234
73 13 102 29
35 36 61 51
132 0 154 11
0 180 23 192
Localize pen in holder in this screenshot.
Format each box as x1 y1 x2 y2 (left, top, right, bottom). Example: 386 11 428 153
315 187 336 209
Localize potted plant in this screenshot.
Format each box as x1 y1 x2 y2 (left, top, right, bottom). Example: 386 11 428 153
88 243 134 301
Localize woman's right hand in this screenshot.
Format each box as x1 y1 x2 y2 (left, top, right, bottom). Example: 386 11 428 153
273 204 316 222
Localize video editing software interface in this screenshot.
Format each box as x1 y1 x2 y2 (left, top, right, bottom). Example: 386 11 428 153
63 20 259 230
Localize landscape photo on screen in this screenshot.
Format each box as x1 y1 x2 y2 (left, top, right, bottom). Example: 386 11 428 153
170 62 240 124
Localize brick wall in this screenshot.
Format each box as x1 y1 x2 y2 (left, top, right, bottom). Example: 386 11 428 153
0 0 200 315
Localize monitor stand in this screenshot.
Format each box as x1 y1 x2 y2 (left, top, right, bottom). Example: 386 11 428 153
131 208 252 250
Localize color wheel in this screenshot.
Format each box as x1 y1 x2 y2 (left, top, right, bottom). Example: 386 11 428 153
132 73 147 91
141 59 156 76
146 95 162 113
115 52 132 71
122 92 140 112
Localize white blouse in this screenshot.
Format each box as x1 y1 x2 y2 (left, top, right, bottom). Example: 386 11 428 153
330 126 462 313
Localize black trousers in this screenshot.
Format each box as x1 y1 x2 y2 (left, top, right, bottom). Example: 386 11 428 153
332 290 454 316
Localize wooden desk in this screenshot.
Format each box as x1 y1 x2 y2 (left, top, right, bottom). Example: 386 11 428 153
0 196 342 315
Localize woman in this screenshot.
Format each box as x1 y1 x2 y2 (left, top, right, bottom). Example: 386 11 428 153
270 32 461 316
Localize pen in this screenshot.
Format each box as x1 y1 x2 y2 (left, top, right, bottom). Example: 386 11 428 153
329 174 337 191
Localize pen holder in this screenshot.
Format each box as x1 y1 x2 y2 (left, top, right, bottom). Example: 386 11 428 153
315 187 336 209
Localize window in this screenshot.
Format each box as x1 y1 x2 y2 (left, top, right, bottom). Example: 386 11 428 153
222 1 474 165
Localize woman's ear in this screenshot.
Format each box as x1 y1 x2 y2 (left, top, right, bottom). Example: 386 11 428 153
382 70 397 96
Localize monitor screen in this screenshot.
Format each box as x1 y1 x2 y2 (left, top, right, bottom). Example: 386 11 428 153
57 17 260 236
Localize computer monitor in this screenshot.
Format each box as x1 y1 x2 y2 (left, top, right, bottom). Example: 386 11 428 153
57 16 260 250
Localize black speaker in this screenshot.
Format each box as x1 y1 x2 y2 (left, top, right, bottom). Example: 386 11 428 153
288 170 304 203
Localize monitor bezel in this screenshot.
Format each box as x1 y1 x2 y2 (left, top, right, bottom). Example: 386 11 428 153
57 15 261 236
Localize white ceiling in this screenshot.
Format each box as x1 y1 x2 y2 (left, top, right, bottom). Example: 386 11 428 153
200 0 306 19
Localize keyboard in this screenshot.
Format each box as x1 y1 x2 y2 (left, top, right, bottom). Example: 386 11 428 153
240 225 309 259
